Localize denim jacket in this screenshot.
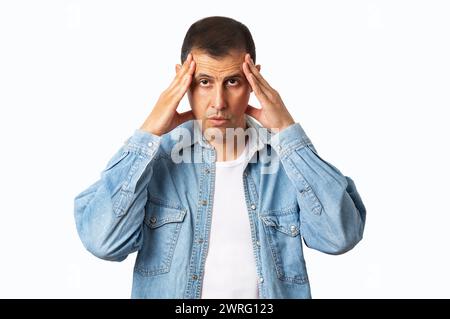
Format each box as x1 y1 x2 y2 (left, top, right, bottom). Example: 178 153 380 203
74 116 366 299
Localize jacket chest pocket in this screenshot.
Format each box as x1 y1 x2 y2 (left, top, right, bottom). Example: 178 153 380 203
261 208 309 285
134 199 187 276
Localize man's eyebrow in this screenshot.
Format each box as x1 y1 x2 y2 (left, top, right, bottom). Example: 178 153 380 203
195 73 244 80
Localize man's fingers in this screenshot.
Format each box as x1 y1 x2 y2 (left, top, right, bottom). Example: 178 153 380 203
178 55 195 83
173 53 193 81
179 53 195 77
243 61 260 91
244 54 272 92
169 53 196 92
181 53 192 71
188 58 196 75
178 61 195 93
244 62 268 101
245 54 267 85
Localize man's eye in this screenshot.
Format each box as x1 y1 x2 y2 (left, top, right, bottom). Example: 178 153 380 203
198 79 239 87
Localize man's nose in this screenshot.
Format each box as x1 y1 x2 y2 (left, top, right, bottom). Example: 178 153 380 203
212 86 226 110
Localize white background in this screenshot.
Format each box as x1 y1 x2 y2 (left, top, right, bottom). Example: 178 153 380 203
1 0 449 298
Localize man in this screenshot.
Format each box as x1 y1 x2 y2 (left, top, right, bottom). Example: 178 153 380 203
74 16 366 299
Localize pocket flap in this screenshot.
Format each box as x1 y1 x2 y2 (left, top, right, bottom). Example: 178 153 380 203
144 201 187 229
261 213 300 237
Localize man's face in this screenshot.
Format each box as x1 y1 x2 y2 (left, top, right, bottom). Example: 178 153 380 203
185 49 260 133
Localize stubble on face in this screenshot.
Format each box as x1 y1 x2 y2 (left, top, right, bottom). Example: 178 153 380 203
187 49 252 141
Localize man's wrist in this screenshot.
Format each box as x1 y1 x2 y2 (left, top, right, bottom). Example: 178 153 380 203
139 125 164 137
139 117 166 136
278 119 295 132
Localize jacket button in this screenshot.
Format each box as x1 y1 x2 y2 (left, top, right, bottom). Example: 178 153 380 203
201 200 208 206
192 275 198 280
256 240 260 246
150 216 157 224
290 225 297 233
147 142 153 147
259 277 264 283
250 204 256 210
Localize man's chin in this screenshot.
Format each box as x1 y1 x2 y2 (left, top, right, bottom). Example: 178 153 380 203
202 121 229 139
201 117 248 131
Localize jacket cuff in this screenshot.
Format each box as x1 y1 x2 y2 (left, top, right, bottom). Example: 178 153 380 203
125 129 162 157
270 123 312 158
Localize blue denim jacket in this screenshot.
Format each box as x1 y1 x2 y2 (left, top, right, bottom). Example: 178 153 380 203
74 116 366 299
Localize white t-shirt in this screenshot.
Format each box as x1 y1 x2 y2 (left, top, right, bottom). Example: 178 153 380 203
201 135 259 299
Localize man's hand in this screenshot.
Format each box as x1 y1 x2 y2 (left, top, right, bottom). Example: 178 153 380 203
242 53 295 131
140 53 196 136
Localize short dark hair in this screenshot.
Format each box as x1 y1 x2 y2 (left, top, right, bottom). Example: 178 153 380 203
180 16 256 64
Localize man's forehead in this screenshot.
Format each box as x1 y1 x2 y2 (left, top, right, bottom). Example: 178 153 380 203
192 50 245 78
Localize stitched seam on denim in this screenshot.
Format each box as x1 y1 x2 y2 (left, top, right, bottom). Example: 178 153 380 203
285 157 323 216
279 274 309 285
164 222 183 273
262 223 285 281
135 266 170 276
303 188 322 215
147 194 186 211
262 216 300 237
195 152 215 298
112 151 150 217
278 139 312 160
134 220 183 277
261 203 298 216
246 172 259 205
243 173 265 298
125 143 157 157
112 150 159 218
144 210 186 228
124 153 147 192
136 253 171 276
112 153 144 217
184 150 208 298
263 222 308 284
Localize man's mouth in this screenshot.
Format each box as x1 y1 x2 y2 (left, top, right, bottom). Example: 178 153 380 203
207 115 229 126
208 116 228 120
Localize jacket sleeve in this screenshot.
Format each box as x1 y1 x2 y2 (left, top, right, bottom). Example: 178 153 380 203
74 129 162 261
271 123 366 255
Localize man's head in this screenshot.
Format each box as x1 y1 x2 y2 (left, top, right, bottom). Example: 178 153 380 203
176 16 260 133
